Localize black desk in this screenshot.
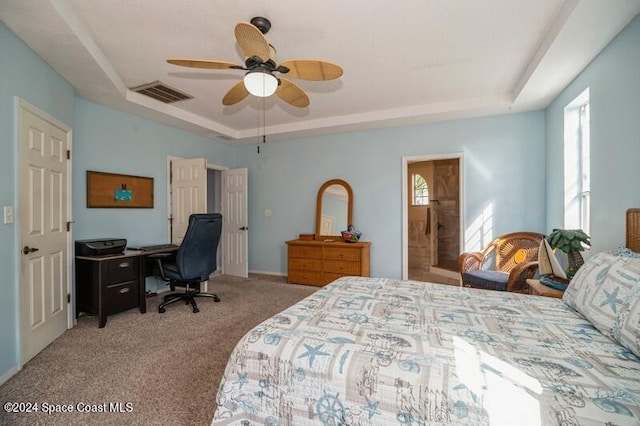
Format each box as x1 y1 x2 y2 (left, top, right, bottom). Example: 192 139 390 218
75 246 178 328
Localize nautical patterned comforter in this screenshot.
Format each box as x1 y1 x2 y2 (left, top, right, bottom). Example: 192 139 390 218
212 277 640 425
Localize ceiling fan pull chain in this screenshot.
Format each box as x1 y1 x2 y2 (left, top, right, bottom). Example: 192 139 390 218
262 96 267 145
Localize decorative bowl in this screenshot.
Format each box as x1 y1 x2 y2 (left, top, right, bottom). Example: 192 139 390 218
341 230 362 243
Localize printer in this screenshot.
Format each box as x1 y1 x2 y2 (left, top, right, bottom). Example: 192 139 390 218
75 238 127 256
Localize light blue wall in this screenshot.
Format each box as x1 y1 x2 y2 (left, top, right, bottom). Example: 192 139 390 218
545 14 640 254
73 99 235 245
236 111 546 278
0 23 75 378
0 21 234 381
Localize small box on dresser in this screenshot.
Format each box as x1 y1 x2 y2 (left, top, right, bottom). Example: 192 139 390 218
286 239 371 286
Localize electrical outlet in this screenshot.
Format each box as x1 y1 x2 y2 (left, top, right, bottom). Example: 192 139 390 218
3 206 13 224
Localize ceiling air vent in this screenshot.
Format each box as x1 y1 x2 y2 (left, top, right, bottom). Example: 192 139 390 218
130 81 193 103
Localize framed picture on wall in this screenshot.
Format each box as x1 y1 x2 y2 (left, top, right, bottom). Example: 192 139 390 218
86 170 154 208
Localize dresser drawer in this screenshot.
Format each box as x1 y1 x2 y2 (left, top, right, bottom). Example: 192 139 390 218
324 260 361 274
289 245 323 259
105 280 138 314
288 270 325 286
289 257 323 272
324 247 361 261
105 258 138 284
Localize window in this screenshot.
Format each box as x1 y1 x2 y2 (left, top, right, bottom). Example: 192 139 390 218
412 173 429 205
564 89 590 234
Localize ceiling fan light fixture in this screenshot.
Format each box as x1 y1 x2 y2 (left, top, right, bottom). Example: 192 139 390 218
244 70 278 97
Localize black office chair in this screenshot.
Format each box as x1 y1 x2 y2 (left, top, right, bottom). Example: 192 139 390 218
154 213 223 313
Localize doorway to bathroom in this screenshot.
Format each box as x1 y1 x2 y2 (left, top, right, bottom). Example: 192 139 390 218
402 154 463 284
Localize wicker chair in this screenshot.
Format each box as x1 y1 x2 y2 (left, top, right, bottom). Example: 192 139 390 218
459 231 545 293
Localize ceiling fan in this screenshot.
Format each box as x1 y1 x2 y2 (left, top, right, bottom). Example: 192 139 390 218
167 17 343 108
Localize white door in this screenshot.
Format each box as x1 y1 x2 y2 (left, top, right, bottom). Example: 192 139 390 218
170 158 207 244
19 101 70 364
222 168 248 277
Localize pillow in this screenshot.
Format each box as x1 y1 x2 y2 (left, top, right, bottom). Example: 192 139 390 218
612 246 640 259
562 252 640 339
613 288 640 357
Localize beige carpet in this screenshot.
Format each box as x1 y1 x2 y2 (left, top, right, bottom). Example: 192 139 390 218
0 275 317 426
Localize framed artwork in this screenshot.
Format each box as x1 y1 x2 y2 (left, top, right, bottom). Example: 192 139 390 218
86 170 154 208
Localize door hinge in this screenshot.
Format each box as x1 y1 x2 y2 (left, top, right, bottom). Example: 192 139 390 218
67 293 71 303
66 221 72 232
66 150 71 160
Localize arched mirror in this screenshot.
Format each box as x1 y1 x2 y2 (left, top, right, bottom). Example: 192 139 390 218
315 179 353 239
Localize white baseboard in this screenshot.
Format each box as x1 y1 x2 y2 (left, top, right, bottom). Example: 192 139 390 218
249 270 286 277
0 365 20 387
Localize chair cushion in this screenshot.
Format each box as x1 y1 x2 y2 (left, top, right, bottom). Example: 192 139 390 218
463 270 509 291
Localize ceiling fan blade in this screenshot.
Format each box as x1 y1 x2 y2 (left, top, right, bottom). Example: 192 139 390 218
167 58 242 70
222 81 250 106
279 60 343 81
235 22 271 62
276 78 310 108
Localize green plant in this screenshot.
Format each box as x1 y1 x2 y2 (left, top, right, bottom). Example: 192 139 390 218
547 229 591 253
547 229 591 278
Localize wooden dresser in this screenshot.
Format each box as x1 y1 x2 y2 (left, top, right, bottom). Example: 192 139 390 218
286 239 371 286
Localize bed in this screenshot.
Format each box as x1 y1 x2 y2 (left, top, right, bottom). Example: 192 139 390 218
212 226 640 425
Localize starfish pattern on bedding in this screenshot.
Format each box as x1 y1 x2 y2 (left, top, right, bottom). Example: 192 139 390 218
599 287 624 313
298 343 330 367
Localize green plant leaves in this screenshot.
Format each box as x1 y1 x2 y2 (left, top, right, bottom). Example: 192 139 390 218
547 228 591 253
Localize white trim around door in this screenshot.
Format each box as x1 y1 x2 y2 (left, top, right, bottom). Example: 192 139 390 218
401 152 464 281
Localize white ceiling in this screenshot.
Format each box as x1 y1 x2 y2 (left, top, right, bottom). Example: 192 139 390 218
2 0 639 143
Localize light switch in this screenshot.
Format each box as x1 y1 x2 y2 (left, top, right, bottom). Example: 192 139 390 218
264 209 272 217
4 206 14 224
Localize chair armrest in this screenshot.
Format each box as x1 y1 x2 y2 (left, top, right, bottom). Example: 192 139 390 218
459 252 483 275
506 261 539 293
148 253 173 281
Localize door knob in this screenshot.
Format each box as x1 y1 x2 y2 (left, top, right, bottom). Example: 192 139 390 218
239 226 248 231
22 246 39 255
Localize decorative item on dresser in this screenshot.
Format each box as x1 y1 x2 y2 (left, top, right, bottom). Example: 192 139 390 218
287 179 371 286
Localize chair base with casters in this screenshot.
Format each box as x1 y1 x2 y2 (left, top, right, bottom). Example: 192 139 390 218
157 281 220 313
151 213 224 314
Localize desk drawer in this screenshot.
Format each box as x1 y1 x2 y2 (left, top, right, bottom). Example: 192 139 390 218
106 258 138 284
105 280 138 314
